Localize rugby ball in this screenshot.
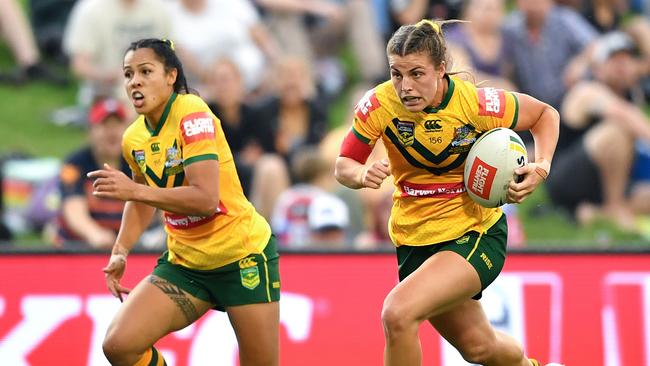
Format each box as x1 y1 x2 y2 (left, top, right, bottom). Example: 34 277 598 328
463 128 528 208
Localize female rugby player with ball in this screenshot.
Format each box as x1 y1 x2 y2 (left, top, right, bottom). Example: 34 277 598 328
335 19 560 366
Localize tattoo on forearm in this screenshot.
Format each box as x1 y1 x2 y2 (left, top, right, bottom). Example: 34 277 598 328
148 276 199 323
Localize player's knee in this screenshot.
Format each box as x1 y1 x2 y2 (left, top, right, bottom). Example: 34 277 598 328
458 342 493 365
102 331 134 364
381 299 416 336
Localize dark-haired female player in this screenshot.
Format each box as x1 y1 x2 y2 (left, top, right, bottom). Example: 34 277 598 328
88 38 280 366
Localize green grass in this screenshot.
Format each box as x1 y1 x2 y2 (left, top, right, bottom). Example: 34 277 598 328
0 43 84 159
0 83 84 158
518 185 647 247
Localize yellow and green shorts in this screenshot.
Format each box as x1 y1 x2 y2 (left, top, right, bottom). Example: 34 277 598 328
152 235 281 311
396 214 507 299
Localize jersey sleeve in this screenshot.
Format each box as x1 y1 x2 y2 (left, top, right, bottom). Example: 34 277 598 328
471 87 520 131
178 97 219 167
339 88 384 162
351 88 385 145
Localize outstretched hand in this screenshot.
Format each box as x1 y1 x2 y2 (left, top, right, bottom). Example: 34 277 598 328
102 253 131 302
87 163 138 201
507 163 548 204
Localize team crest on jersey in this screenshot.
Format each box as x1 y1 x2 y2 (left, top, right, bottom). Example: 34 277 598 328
354 89 380 123
451 125 477 147
134 150 146 174
164 147 183 175
396 120 415 147
240 267 260 290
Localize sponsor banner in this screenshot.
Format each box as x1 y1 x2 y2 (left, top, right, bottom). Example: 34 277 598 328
400 181 465 198
0 253 649 365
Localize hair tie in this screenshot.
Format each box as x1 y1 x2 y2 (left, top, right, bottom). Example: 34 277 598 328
416 19 440 34
162 38 175 51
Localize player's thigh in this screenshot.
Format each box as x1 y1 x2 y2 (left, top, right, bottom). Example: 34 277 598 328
106 275 213 350
227 302 280 365
390 216 507 321
428 298 496 350
385 250 482 321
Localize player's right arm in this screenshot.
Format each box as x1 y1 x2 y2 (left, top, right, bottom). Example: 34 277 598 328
335 156 390 190
336 88 390 189
104 174 156 301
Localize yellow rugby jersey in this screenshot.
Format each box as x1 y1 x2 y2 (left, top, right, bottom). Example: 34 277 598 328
122 93 271 269
351 75 519 246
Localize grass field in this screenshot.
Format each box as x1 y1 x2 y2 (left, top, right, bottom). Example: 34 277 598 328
0 45 84 159
1 42 647 248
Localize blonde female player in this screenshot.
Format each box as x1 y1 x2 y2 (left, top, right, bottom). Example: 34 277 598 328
335 20 561 366
88 38 280 366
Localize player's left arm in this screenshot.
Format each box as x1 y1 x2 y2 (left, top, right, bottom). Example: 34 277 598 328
507 93 560 203
512 92 560 175
88 161 220 217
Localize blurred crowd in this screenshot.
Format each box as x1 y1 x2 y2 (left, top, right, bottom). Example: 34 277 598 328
1 0 650 251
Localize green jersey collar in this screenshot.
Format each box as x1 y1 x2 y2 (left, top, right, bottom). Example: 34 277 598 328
145 92 177 136
423 74 454 114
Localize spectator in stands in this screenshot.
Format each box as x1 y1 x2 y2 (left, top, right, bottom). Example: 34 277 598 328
318 85 393 248
29 0 76 64
555 0 650 80
307 193 350 248
205 58 289 206
503 0 598 151
271 147 348 247
61 0 171 123
388 0 464 36
49 98 131 249
0 0 67 85
257 0 386 96
251 56 328 218
353 189 393 249
166 0 278 95
547 31 650 232
445 0 516 90
575 0 650 80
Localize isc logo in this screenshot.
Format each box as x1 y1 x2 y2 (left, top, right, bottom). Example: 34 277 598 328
424 119 442 131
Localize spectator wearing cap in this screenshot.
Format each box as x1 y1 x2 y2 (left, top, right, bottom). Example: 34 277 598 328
307 193 349 248
48 98 132 249
546 31 650 234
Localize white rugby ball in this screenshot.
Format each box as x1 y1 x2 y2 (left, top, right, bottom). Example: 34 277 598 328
463 127 528 208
